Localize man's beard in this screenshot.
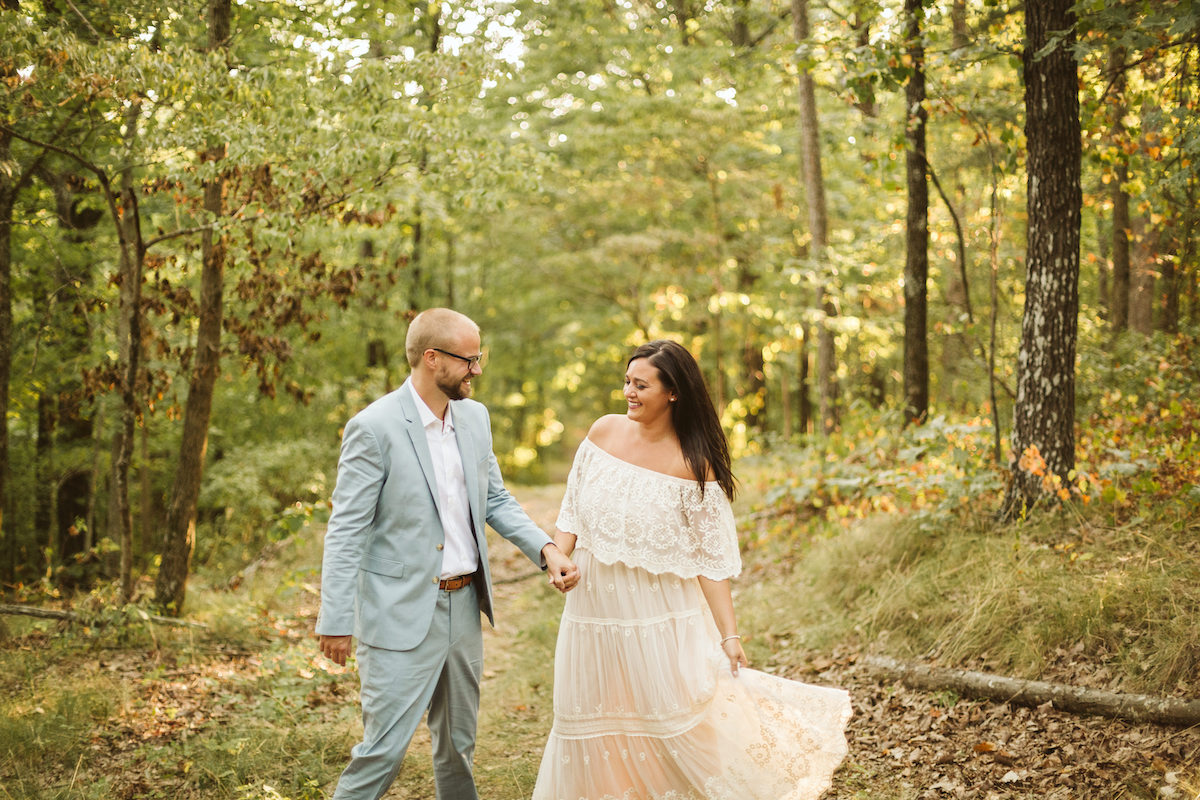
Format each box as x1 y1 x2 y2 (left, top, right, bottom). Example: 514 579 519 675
437 371 472 401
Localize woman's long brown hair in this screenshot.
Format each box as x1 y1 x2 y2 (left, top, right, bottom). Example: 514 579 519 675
628 340 735 500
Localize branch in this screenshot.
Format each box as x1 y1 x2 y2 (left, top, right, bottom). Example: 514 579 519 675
862 655 1200 728
0 124 107 181
1093 32 1200 104
63 0 101 39
926 161 973 324
0 602 208 629
143 222 222 250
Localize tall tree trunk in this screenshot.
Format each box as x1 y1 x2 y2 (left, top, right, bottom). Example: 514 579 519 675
798 327 812 435
815 290 838 434
793 0 838 434
0 134 13 582
36 394 54 563
780 358 792 438
1108 47 1131 333
903 0 929 425
1095 196 1110 318
112 163 144 604
155 0 231 614
1128 213 1156 335
140 419 150 556
1161 210 1191 333
1159 251 1177 333
951 0 968 51
1001 0 1082 519
742 337 765 429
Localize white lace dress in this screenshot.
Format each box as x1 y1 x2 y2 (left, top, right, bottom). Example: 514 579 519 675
531 439 852 800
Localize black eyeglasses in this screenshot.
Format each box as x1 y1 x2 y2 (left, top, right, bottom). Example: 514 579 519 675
432 347 485 369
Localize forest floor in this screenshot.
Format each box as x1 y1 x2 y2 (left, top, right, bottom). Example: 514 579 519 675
2 483 1198 800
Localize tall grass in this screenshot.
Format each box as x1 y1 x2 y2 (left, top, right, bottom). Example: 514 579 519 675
735 459 1200 696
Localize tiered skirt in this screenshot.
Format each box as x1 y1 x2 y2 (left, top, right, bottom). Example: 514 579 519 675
532 550 852 800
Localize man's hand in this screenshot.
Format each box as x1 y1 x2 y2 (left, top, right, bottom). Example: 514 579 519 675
541 543 580 593
319 634 353 666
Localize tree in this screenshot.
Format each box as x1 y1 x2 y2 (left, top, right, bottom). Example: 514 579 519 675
1106 45 1131 333
902 0 930 425
0 129 16 580
154 0 231 613
1001 0 1082 518
793 0 839 435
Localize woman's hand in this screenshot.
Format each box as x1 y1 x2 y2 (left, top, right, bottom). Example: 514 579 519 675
721 636 749 676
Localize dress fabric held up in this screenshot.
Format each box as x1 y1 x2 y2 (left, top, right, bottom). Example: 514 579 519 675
532 439 852 800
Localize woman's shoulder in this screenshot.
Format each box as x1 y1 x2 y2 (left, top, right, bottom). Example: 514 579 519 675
585 414 627 447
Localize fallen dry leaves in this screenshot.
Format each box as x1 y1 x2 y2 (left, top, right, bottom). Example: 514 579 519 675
779 647 1200 799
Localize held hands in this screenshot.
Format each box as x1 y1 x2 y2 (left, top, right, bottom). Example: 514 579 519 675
721 635 749 676
319 634 353 666
542 544 580 594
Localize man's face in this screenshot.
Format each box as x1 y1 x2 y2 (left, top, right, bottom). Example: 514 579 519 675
433 328 484 401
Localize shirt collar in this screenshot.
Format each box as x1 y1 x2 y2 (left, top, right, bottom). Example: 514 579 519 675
409 381 454 432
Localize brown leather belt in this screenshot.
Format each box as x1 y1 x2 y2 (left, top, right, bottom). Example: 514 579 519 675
438 573 474 591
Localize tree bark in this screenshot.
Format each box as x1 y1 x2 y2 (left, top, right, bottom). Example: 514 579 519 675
798 324 812 435
863 656 1200 727
0 133 13 582
793 0 838 434
1128 212 1156 335
154 0 232 614
951 0 968 51
1108 47 1131 333
903 0 929 426
1000 0 1082 518
112 156 144 605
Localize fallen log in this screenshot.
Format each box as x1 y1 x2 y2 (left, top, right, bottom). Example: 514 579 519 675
0 603 208 629
861 655 1200 727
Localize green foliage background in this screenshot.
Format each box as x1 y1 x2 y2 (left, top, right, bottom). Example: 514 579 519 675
1 0 1197 593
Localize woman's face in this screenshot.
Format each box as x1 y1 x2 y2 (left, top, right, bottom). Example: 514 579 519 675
624 358 674 424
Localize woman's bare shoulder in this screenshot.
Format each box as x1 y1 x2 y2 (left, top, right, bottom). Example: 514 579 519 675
586 414 626 448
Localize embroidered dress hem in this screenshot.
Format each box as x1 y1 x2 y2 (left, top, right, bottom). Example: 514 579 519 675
532 553 851 800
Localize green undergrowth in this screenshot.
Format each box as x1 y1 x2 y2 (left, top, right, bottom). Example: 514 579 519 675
735 328 1200 695
736 494 1200 695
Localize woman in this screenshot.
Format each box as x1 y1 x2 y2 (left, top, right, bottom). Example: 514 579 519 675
532 340 852 800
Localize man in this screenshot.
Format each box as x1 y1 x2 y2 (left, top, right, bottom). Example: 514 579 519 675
316 308 579 800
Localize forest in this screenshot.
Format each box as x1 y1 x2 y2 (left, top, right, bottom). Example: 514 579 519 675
1 0 1198 798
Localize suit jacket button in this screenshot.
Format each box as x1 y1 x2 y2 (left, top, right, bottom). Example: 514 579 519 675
432 577 438 585
436 544 444 551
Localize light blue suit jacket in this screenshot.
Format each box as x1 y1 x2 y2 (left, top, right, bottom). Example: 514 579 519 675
315 379 552 651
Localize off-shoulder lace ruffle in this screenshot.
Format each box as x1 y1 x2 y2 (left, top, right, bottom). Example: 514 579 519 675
556 439 741 581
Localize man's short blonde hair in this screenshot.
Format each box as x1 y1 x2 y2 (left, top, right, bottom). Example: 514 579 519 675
404 308 479 368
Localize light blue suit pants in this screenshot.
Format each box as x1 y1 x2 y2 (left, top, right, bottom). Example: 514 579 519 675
332 584 483 800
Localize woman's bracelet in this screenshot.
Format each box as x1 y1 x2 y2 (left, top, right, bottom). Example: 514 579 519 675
720 634 741 644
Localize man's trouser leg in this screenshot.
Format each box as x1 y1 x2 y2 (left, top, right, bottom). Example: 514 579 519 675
331 590 468 800
428 583 483 800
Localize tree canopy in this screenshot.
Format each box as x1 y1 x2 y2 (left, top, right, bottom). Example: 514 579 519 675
1 0 1197 607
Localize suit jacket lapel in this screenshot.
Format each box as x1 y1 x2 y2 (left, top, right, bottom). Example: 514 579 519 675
399 380 444 522
453 403 484 538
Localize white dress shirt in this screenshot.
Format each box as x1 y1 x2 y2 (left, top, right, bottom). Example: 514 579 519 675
409 383 479 580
